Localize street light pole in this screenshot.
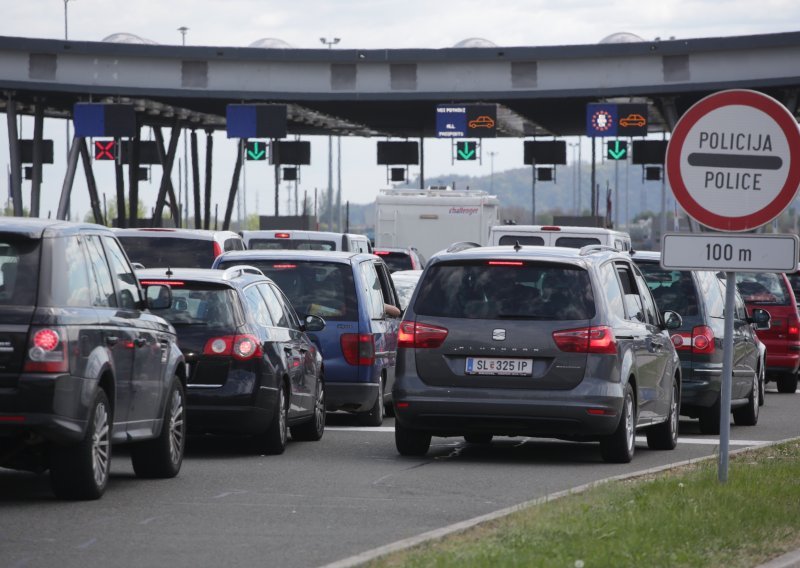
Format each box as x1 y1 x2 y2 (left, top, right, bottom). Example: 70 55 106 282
178 27 189 227
320 37 340 230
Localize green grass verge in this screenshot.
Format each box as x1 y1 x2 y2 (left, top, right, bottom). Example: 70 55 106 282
369 440 800 568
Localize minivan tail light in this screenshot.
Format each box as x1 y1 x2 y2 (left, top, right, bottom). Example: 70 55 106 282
398 321 449 349
24 327 69 373
691 325 715 354
341 333 375 365
553 326 617 354
213 242 223 258
788 316 800 339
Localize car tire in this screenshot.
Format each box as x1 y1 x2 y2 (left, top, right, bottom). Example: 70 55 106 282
50 389 111 500
646 379 679 450
600 383 636 463
357 379 384 427
758 364 765 407
290 376 325 442
733 371 760 427
698 398 722 435
259 383 288 455
130 377 186 479
395 422 431 456
776 373 798 394
464 434 493 444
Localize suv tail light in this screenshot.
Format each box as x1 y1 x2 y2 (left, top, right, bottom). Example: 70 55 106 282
553 326 617 354
24 327 69 373
671 326 715 354
213 242 223 258
788 316 800 339
340 333 376 365
398 321 449 349
203 335 263 360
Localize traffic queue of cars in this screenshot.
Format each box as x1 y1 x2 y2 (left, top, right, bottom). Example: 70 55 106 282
1 221 796 500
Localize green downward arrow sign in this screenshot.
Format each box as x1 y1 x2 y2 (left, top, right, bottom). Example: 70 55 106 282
608 140 626 160
247 141 266 160
457 142 476 160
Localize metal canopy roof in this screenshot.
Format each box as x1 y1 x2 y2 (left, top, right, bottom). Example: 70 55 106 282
0 31 799 138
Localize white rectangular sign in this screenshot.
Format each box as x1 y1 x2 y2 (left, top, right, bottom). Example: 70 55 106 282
661 233 799 272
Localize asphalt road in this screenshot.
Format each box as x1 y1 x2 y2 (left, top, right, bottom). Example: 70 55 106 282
2 386 798 568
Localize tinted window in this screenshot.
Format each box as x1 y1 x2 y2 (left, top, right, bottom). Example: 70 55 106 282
498 235 545 246
0 235 39 306
118 236 214 269
555 237 602 248
224 238 244 251
736 273 791 305
698 271 725 318
248 239 337 251
216 259 358 321
260 283 300 330
616 264 644 322
636 263 700 317
360 261 386 319
103 237 141 309
84 235 116 307
788 271 800 301
50 236 92 307
599 262 626 323
633 269 658 325
414 261 595 320
375 252 413 273
244 285 275 327
152 284 238 330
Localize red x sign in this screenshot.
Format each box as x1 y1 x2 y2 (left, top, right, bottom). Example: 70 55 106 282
94 140 116 160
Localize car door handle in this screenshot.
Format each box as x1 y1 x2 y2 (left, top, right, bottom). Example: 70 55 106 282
134 337 147 348
105 335 119 346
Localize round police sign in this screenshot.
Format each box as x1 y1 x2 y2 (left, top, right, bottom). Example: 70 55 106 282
666 89 800 231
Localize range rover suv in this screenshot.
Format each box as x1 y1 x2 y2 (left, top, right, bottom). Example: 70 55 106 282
0 218 186 500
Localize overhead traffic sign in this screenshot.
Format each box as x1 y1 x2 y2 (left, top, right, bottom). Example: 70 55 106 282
662 233 799 272
436 104 497 138
245 140 268 161
666 89 800 232
226 104 287 139
586 103 648 137
607 140 628 160
456 141 477 160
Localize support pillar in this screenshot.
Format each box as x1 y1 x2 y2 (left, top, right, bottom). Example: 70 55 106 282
223 140 244 230
204 130 213 230
79 138 105 225
191 130 201 228
57 137 80 220
153 125 182 226
31 100 45 217
115 157 126 228
128 123 142 227
6 96 22 216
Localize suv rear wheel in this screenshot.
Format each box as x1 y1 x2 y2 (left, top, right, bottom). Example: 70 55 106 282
600 383 635 463
50 389 111 500
259 383 288 455
131 377 186 478
395 422 431 456
776 373 798 394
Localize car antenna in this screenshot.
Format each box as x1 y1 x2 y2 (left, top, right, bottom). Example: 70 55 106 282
513 240 522 252
166 267 173 278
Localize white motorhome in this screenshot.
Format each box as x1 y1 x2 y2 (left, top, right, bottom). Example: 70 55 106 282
489 225 632 251
375 187 499 260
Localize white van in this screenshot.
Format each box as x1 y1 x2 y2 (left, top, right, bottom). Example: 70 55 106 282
489 225 632 251
240 230 372 253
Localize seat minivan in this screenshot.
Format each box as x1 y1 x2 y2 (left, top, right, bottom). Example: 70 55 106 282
213 250 401 425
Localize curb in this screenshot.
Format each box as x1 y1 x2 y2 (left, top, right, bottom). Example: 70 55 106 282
320 436 800 568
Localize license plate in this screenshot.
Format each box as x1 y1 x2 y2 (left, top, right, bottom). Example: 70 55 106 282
465 357 533 376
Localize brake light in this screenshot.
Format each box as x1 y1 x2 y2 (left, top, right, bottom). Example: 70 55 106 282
139 280 185 287
374 250 389 255
788 316 799 339
340 333 375 365
540 226 561 231
273 264 297 269
671 332 692 350
213 242 223 258
203 335 263 360
24 327 69 373
275 232 291 239
691 325 715 354
398 321 449 349
488 261 523 266
553 326 617 354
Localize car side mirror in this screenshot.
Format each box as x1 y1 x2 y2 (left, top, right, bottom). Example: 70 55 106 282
303 314 326 332
145 284 172 310
662 310 683 330
749 308 771 330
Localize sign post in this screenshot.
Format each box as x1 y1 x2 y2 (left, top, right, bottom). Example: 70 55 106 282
664 89 800 483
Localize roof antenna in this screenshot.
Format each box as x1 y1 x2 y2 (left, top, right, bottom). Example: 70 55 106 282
513 240 522 252
166 267 173 278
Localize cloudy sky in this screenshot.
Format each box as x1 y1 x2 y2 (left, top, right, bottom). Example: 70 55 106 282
1 0 798 221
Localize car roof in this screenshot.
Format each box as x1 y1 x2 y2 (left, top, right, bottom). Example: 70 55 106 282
373 246 416 253
113 228 241 240
630 250 661 262
431 244 626 266
136 266 267 287
216 249 365 263
241 230 365 240
491 225 629 237
0 217 113 238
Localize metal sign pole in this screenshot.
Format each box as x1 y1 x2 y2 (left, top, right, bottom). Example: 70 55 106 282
718 271 737 483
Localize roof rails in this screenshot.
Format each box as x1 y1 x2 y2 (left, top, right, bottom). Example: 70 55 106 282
578 244 619 256
445 241 481 253
222 265 265 280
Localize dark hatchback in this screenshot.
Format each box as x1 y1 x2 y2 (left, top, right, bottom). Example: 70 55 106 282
393 245 683 463
0 219 186 500
633 252 768 434
138 266 326 453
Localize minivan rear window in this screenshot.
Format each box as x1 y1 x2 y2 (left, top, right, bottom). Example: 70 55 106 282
375 252 414 272
498 235 545 246
0 236 40 306
554 237 602 248
216 259 357 320
248 239 336 251
118 236 214 269
636 264 700 317
736 273 791 305
414 261 595 320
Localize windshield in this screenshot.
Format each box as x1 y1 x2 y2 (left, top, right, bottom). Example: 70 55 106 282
147 285 238 330
118 236 214 269
249 239 337 251
636 263 700 317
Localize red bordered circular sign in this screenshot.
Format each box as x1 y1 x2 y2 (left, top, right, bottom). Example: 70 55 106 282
666 89 800 232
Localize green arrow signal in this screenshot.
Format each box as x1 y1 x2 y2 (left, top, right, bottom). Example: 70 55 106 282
457 142 476 160
608 140 627 160
247 141 266 160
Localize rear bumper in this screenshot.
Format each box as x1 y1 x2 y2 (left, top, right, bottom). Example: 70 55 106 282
0 373 95 444
765 352 800 378
326 382 379 413
392 375 625 439
681 365 721 411
187 383 279 434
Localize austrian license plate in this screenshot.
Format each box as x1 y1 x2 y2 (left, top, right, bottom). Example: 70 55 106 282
465 357 533 376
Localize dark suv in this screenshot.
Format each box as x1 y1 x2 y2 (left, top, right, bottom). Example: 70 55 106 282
633 252 769 434
393 244 683 463
138 266 326 454
0 218 186 500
